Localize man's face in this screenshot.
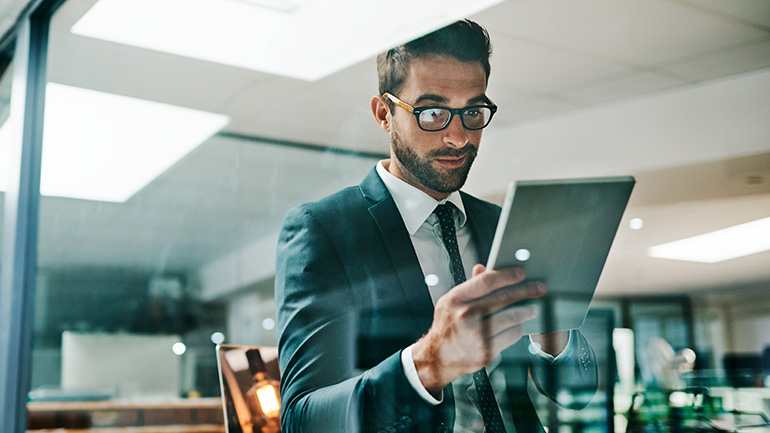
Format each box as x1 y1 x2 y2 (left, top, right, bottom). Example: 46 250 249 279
386 55 488 199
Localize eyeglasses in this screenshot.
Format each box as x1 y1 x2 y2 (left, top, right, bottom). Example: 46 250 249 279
383 92 497 132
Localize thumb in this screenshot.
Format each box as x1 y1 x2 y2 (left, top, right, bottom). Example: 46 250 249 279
472 264 486 277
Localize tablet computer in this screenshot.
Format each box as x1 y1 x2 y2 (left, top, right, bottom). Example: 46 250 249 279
486 176 635 334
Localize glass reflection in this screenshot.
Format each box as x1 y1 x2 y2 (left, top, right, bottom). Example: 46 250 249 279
0 58 12 254
12 1 769 432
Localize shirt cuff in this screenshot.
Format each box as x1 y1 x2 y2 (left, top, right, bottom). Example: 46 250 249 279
401 344 443 405
528 329 575 365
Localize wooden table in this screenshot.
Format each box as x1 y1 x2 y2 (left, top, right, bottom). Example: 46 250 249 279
29 428 224 433
27 398 225 433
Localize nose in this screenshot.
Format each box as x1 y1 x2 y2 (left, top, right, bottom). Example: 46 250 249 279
442 114 469 149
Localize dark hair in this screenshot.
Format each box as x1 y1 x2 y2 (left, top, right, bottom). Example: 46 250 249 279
377 19 492 97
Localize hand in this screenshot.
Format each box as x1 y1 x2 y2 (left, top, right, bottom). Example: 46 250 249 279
412 264 546 397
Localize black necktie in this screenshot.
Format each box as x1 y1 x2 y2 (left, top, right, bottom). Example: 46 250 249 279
434 203 507 433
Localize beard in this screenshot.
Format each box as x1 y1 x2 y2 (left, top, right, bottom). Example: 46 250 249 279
390 128 477 194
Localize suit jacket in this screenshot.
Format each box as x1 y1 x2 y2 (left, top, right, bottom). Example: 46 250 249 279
275 168 597 433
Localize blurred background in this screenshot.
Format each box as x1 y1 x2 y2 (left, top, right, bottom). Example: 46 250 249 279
1 0 769 432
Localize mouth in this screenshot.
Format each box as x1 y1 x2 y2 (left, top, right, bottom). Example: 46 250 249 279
435 154 467 169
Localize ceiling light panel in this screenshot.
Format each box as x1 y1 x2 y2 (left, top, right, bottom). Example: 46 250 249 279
71 0 504 81
0 83 229 202
648 216 770 263
232 0 311 12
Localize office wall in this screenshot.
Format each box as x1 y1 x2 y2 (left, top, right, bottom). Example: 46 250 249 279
225 277 278 347
693 282 770 358
726 291 770 353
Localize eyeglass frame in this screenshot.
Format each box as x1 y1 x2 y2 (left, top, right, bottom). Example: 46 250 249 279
382 92 498 131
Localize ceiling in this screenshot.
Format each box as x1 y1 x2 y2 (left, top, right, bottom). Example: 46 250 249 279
0 0 27 45
1 0 769 299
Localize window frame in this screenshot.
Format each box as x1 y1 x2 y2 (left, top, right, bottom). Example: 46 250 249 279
0 1 64 432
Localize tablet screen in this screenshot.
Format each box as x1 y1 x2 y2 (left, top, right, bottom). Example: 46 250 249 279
487 176 635 334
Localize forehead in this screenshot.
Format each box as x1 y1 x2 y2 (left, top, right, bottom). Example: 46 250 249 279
400 55 487 102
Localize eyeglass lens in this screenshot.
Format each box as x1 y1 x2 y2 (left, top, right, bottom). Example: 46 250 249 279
418 107 493 130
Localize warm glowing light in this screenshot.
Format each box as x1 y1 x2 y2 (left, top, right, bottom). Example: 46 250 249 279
256 384 281 418
648 216 770 263
71 0 504 81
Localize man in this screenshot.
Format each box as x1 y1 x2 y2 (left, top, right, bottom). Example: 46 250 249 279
275 20 597 433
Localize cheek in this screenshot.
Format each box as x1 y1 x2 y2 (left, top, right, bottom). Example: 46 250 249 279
394 119 428 144
415 131 448 154
391 113 415 137
469 130 483 145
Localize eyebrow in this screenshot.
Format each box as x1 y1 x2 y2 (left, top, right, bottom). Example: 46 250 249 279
468 94 492 105
414 94 449 105
413 93 491 106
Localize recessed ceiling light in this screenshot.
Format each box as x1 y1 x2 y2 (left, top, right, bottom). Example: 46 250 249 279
172 342 187 355
262 318 276 330
515 248 531 261
70 0 504 81
0 83 229 202
629 218 644 230
210 332 226 344
648 216 770 263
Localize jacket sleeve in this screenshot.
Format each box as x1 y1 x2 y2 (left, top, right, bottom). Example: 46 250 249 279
275 206 443 433
528 330 599 409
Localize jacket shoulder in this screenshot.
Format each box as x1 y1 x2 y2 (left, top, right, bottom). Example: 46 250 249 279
460 191 501 218
280 185 379 244
287 185 368 223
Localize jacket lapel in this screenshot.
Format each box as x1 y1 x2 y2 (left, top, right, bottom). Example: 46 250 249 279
358 172 503 334
461 191 498 267
359 169 434 335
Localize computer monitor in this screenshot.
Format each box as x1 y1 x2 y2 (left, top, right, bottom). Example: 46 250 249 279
61 331 181 399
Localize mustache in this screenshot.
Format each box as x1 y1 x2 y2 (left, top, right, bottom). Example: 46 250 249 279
428 146 477 159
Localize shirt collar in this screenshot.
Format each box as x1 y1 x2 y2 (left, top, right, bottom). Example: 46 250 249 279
376 160 467 235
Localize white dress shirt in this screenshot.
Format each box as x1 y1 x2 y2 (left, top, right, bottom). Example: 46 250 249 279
376 161 572 432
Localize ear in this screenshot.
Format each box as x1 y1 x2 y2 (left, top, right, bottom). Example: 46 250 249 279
371 95 391 132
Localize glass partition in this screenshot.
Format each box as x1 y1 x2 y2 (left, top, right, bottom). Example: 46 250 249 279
28 0 378 431
0 58 12 258
13 1 770 432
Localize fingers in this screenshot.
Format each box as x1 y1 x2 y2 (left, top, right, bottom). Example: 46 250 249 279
471 303 539 362
471 263 485 277
489 324 525 356
472 280 547 315
485 302 539 337
423 266 547 382
452 266 526 302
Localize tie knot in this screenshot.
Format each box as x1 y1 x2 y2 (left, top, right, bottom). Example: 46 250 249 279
434 203 456 224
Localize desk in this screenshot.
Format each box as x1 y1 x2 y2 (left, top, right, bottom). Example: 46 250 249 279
29 428 223 433
710 386 770 414
27 398 225 433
